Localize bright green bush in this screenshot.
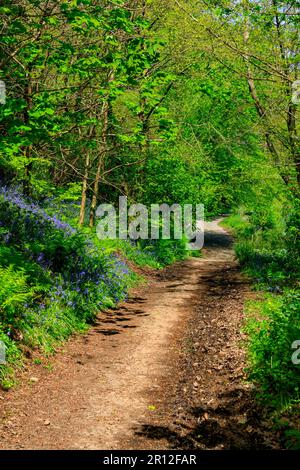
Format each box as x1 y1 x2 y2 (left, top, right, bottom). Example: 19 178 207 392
245 291 300 410
0 265 34 326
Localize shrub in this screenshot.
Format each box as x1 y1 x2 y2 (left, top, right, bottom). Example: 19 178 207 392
139 237 188 265
245 291 300 410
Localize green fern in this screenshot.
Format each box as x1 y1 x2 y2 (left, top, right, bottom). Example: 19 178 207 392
0 265 33 323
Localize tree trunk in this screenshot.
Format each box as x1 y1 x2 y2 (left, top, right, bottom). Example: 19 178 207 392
243 15 289 185
23 74 33 196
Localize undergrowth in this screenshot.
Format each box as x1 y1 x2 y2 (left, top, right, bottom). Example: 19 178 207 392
223 200 300 448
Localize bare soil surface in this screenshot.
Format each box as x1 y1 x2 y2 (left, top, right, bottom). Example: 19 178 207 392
0 219 280 449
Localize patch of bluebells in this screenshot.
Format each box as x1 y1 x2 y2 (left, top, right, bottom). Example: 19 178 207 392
0 184 132 329
60 249 131 316
0 186 77 270
22 254 131 327
0 185 76 236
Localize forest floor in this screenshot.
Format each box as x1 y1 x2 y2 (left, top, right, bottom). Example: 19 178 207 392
0 219 280 450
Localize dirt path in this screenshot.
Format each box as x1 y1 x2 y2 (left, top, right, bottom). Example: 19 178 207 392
0 219 279 449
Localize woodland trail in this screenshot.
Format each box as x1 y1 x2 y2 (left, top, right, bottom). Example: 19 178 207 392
0 219 278 450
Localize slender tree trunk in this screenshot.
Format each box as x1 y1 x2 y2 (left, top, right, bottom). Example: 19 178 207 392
79 124 95 226
79 153 91 226
243 15 290 185
89 72 114 228
287 91 300 186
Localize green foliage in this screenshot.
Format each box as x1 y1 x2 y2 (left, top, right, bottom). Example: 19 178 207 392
224 197 295 288
244 291 300 410
92 238 161 269
226 195 300 440
0 326 21 390
0 265 34 325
